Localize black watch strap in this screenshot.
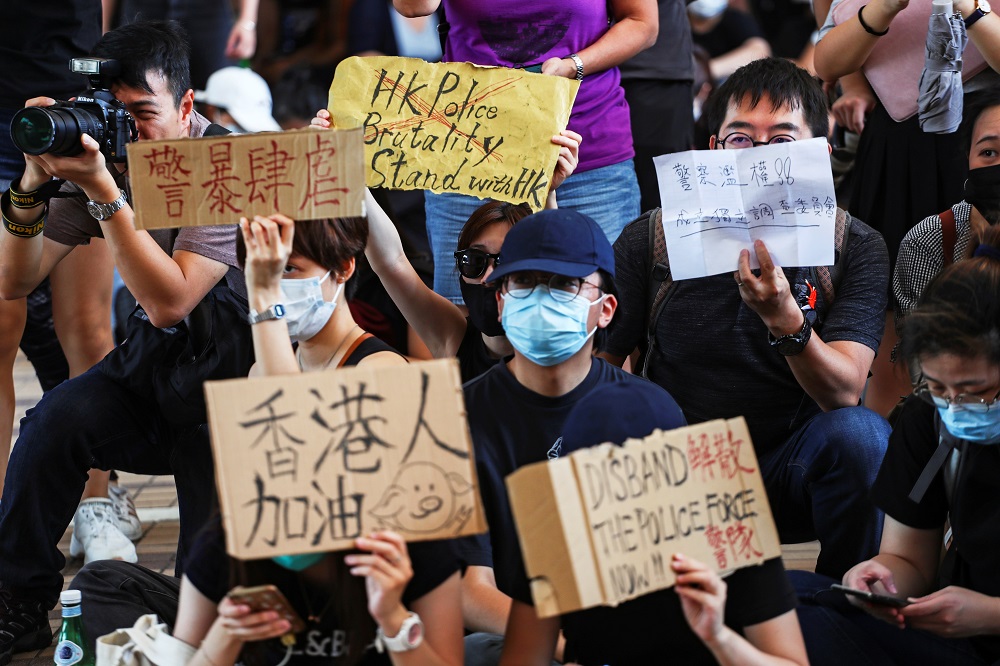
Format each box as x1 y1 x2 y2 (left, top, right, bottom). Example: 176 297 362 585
767 315 813 356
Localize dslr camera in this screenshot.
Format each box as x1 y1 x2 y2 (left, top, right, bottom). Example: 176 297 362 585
10 58 138 163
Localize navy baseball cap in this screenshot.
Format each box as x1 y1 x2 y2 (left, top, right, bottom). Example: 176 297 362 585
561 381 687 455
488 208 615 283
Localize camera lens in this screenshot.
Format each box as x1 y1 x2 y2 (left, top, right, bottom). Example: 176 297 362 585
10 105 105 157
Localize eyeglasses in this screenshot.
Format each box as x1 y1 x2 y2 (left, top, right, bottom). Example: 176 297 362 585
454 248 500 279
718 132 797 149
913 384 1000 413
502 273 603 303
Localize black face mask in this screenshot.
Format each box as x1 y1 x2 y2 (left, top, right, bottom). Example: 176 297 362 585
460 280 504 337
965 163 1000 224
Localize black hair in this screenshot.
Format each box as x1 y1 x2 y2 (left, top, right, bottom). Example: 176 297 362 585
959 88 1000 158
593 268 618 353
702 57 829 142
91 20 191 107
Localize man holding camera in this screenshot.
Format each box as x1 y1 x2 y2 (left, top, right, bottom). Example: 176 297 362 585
0 21 251 662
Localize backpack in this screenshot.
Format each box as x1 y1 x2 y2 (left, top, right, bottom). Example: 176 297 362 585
635 206 854 377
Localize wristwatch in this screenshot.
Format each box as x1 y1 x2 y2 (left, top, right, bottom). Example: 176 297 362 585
966 0 991 27
86 189 128 221
767 315 813 356
374 612 424 653
247 303 286 325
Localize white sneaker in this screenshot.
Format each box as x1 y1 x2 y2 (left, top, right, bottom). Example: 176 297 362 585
69 498 138 564
109 484 143 541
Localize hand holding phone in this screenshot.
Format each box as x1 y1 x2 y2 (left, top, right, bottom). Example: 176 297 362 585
227 585 307 634
830 583 910 608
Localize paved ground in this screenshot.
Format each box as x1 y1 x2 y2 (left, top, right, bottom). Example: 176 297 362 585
7 350 819 663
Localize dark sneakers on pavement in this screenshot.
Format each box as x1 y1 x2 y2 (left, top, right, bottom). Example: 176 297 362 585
0 589 51 666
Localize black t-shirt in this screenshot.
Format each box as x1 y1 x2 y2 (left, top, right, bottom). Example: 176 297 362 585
692 9 765 60
456 320 506 384
871 396 1000 661
607 212 888 456
185 519 461 665
620 0 694 82
458 357 686 597
558 557 795 665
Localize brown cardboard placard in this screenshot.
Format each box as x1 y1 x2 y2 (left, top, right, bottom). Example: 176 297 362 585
506 417 781 618
126 127 364 229
205 358 487 559
328 56 579 210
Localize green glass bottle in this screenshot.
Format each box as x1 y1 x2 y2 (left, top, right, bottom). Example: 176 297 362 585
53 590 94 666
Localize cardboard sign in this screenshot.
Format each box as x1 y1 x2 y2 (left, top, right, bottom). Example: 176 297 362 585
653 138 837 280
205 358 487 559
506 417 780 618
126 128 365 229
328 56 579 209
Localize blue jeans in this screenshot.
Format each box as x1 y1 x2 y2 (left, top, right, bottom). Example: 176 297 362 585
760 406 890 579
0 365 217 607
424 159 641 304
791 571 990 665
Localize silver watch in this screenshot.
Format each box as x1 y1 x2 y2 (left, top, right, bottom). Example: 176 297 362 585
86 189 128 221
247 303 286 325
374 612 424 653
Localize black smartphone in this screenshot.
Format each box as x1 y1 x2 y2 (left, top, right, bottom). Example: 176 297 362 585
830 583 910 608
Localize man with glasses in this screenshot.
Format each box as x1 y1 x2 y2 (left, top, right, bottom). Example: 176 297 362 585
456 208 685 665
605 57 892 579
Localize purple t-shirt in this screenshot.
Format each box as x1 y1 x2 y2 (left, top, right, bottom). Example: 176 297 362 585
442 0 634 173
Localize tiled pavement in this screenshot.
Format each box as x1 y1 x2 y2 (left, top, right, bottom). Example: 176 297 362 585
7 350 819 664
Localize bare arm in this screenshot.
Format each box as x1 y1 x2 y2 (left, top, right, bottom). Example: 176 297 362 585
461 565 512 634
225 0 261 59
392 0 441 18
958 0 1000 73
498 600 561 666
541 0 658 79
709 38 772 80
390 573 465 666
814 0 907 81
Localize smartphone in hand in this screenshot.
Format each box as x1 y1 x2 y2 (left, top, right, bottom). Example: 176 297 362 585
228 584 307 634
830 583 910 608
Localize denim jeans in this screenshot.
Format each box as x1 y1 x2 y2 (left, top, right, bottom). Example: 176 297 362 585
424 159 641 304
759 406 890 579
0 364 217 607
790 571 990 666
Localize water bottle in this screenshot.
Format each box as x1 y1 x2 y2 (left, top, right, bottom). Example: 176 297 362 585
53 590 94 666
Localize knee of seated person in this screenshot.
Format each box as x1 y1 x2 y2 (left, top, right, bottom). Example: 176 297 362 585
71 560 137 594
814 407 890 468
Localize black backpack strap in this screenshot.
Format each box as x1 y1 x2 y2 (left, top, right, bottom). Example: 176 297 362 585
203 123 233 137
638 208 674 377
908 411 962 504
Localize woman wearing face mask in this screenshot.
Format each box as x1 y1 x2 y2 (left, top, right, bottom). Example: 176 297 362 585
790 226 1000 665
168 214 464 666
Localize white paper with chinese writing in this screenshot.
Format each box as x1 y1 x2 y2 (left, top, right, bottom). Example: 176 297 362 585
653 137 836 280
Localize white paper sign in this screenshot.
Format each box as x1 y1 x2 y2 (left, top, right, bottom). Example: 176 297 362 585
653 138 836 281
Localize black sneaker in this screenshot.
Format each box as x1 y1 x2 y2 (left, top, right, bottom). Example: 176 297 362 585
0 589 51 666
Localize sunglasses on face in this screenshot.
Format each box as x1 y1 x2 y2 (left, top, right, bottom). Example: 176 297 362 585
454 248 501 279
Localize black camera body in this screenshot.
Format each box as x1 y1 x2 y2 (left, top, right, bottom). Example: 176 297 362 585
10 58 138 163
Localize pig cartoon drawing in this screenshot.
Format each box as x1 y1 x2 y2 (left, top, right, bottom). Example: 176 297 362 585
369 461 474 534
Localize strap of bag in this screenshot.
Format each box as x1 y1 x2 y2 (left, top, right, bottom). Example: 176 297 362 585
336 332 374 368
639 208 675 377
940 207 957 267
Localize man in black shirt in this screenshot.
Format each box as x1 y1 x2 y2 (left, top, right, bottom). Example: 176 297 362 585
605 58 891 579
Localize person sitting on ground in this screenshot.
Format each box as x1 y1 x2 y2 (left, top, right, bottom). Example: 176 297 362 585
498 381 808 666
792 226 1000 666
603 57 891 579
687 0 772 82
0 21 254 664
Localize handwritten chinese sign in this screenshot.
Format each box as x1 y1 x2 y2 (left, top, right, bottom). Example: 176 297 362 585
126 128 365 230
205 358 487 559
328 56 579 209
653 138 836 280
506 417 780 617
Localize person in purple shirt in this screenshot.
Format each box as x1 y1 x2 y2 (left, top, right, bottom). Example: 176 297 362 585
392 0 658 307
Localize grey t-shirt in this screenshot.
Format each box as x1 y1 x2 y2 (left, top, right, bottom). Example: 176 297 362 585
619 0 694 82
43 110 244 295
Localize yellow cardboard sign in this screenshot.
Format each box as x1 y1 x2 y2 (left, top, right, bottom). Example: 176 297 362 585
329 56 579 209
126 128 365 229
507 418 781 617
205 358 487 559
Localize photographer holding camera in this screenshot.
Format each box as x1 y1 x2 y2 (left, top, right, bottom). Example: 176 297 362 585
0 20 253 663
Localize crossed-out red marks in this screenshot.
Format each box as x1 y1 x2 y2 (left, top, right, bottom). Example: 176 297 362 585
365 67 514 163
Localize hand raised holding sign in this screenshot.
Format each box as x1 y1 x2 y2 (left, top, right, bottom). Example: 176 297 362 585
239 214 294 301
550 130 583 193
345 531 414 630
673 554 728 645
735 240 804 337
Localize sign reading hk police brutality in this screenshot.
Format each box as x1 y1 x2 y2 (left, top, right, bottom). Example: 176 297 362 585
328 56 580 209
653 137 837 280
204 358 487 559
126 128 365 230
506 418 780 617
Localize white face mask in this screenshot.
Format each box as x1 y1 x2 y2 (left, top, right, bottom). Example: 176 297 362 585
688 0 728 18
279 272 342 342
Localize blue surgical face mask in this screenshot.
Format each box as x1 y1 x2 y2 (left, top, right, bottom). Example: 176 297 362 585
501 287 605 366
272 553 326 571
937 405 1000 444
279 272 342 342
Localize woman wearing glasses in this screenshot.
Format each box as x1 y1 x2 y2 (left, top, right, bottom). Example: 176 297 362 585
792 226 1000 665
